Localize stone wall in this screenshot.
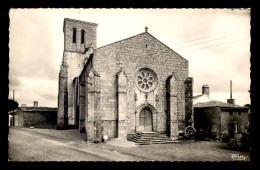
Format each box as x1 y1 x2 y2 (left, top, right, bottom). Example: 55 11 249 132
15 108 24 127
57 65 68 127
185 77 193 127
58 18 98 126
194 107 249 139
93 32 189 138
221 110 249 135
63 18 97 52
194 107 222 137
64 52 94 125
23 111 57 129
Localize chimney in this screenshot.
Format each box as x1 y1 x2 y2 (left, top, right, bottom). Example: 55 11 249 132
33 101 38 107
202 84 209 96
21 104 26 107
227 80 235 104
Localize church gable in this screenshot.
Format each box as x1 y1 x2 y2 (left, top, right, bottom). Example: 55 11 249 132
97 31 187 63
94 31 189 82
139 32 188 63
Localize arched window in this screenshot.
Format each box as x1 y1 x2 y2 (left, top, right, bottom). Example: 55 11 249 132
72 28 77 43
81 30 85 44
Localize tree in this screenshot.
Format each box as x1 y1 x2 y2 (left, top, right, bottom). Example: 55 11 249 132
244 104 251 108
8 98 19 112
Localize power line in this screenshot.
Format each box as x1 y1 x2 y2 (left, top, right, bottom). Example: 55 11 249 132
181 37 249 54
178 22 250 38
178 27 212 37
175 35 233 49
173 29 250 47
173 31 228 46
191 76 242 78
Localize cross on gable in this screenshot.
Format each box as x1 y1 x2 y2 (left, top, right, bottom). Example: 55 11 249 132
145 26 148 32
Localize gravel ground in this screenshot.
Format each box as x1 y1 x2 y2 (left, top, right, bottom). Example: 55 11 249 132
28 128 138 147
10 127 250 161
27 128 87 144
8 127 146 161
100 140 250 161
106 138 138 147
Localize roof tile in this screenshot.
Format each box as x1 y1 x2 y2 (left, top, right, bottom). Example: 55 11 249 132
194 100 244 108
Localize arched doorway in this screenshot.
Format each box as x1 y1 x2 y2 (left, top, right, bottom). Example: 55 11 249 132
139 108 153 132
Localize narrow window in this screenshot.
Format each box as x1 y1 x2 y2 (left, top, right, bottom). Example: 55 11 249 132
73 28 77 43
229 111 233 116
81 30 85 44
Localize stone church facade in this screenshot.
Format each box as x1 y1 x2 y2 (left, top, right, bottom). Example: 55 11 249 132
58 18 193 142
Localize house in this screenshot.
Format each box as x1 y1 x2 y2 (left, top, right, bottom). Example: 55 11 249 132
10 101 57 129
193 85 249 140
8 109 17 126
57 18 193 142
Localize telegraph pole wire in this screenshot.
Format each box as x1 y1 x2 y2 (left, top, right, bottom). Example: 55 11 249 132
173 29 250 47
181 37 249 54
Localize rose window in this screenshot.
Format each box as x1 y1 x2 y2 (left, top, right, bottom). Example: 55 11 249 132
136 68 158 92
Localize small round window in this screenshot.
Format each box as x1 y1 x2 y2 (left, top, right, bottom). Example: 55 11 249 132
136 68 158 92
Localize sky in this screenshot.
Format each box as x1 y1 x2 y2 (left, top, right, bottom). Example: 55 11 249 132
8 9 251 107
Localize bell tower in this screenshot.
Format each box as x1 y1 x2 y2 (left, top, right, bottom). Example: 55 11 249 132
63 18 97 53
58 18 98 128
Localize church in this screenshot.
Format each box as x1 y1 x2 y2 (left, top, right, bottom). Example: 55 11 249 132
58 18 193 143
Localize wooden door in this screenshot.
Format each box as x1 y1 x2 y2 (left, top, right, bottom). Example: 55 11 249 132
139 108 153 132
228 123 235 138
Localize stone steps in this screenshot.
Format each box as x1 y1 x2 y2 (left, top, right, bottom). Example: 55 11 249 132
134 141 179 145
128 132 179 145
131 136 171 140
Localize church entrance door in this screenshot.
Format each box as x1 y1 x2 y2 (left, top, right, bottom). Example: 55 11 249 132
139 108 153 132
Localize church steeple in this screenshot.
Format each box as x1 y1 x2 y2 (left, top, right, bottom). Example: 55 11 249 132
63 18 98 53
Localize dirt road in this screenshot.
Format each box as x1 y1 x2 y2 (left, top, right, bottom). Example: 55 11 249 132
8 128 146 161
8 127 250 162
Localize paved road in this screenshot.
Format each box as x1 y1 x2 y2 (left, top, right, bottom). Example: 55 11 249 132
8 128 145 161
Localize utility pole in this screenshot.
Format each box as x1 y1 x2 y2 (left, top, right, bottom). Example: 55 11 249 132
230 80 232 99
12 90 15 126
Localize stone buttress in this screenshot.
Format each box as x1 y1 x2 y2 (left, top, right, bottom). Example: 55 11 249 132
116 70 128 139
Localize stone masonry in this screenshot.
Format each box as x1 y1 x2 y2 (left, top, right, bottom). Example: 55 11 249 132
58 18 97 127
58 18 193 142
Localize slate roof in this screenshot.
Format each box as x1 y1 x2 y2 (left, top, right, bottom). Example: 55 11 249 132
20 107 57 112
194 100 246 109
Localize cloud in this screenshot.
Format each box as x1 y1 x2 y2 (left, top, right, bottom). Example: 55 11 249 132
8 74 22 87
41 93 57 101
210 92 250 106
10 77 58 107
9 10 59 82
9 9 250 107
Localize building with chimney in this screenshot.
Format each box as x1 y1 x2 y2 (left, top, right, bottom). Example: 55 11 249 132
57 18 194 143
193 85 212 104
9 101 57 128
193 84 249 140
